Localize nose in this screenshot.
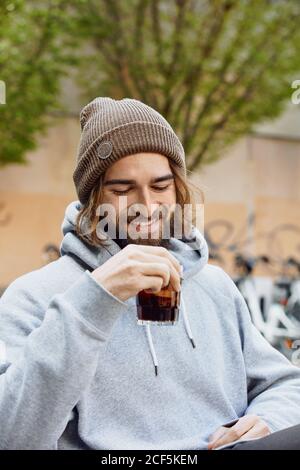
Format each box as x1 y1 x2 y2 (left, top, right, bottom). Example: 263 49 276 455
136 187 158 219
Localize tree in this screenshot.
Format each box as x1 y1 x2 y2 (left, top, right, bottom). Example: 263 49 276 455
0 0 78 166
73 0 300 170
1 0 300 171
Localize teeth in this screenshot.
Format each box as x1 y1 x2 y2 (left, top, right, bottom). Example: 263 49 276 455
140 221 153 226
132 218 159 226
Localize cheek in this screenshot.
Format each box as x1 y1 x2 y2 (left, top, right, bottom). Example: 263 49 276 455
102 192 122 208
100 193 120 222
161 186 176 204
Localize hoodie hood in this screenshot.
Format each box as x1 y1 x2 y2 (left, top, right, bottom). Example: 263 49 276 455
60 200 209 376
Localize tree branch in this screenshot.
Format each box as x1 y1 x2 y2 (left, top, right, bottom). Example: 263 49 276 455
162 0 190 118
188 14 298 171
101 0 137 97
181 1 236 145
150 0 164 74
184 2 281 155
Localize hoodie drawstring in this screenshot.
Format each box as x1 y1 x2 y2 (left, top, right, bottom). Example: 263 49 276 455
145 324 159 376
144 290 196 376
181 295 196 349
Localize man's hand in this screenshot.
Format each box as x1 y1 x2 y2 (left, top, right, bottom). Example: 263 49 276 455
207 415 271 450
91 244 182 302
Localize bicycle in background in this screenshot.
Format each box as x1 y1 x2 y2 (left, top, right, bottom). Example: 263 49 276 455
231 254 300 363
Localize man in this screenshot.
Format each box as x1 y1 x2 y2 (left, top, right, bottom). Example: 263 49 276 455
0 97 300 450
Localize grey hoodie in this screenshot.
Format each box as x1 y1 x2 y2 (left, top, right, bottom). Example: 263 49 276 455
0 200 300 450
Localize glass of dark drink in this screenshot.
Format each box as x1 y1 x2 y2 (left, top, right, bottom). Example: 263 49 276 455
136 283 181 326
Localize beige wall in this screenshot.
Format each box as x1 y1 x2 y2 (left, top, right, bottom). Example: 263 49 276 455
0 118 300 286
194 136 300 274
0 118 79 286
0 191 72 283
0 118 79 197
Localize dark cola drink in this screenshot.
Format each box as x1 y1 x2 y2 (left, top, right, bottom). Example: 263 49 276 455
136 285 181 325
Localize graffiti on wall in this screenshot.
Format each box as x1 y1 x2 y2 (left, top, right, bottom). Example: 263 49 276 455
205 214 300 275
0 202 11 227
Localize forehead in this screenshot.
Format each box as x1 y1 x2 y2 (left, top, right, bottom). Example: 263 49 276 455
103 153 171 181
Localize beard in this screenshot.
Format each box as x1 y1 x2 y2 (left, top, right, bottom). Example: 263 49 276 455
98 206 176 249
114 236 171 249
114 211 176 249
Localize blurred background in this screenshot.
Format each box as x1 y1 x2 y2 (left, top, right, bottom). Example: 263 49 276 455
0 1 300 357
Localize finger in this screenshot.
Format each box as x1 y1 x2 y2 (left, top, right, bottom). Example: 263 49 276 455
208 416 256 449
138 262 171 291
136 253 181 291
138 275 164 293
131 245 182 275
208 427 228 447
238 421 270 442
208 428 232 450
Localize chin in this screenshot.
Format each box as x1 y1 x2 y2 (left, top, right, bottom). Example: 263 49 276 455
126 237 171 248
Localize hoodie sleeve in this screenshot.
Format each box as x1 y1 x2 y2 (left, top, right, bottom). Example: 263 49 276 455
216 267 300 433
0 269 128 450
240 295 300 433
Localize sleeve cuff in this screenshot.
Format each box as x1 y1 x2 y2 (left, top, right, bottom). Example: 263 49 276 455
62 270 128 337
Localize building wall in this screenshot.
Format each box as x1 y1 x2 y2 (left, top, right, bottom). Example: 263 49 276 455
0 117 299 287
0 118 79 286
191 135 300 274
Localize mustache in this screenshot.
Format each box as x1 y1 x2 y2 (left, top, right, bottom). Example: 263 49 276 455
97 205 175 234
126 213 163 224
121 206 172 224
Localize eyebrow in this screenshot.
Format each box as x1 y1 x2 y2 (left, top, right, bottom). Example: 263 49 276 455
103 173 174 186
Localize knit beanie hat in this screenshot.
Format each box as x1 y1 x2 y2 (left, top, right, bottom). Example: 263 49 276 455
73 97 186 205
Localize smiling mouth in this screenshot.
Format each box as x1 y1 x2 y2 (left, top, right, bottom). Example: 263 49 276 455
130 216 161 232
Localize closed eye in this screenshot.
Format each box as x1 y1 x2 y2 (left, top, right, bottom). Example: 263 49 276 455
112 189 131 195
112 185 171 195
151 185 170 191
